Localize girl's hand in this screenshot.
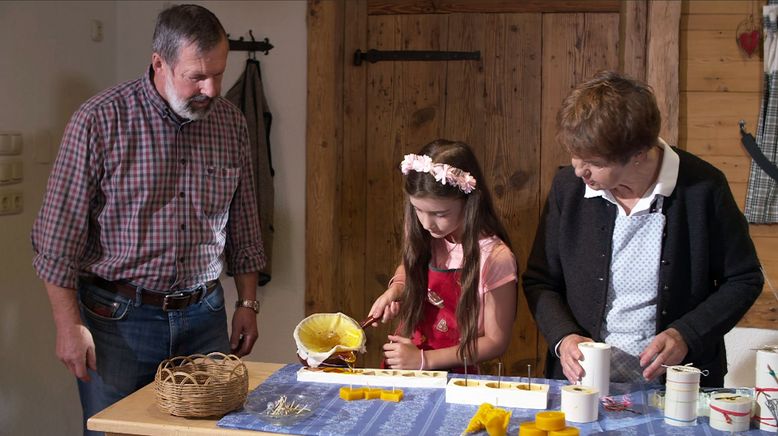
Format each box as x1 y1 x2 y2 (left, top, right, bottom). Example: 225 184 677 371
367 287 401 327
383 335 421 369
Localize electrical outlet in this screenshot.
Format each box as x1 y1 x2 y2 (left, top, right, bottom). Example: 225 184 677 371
0 132 22 156
0 189 22 215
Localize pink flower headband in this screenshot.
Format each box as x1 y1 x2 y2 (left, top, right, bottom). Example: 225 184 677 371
400 154 477 194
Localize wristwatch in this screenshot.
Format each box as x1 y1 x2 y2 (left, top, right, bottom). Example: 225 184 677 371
235 299 260 314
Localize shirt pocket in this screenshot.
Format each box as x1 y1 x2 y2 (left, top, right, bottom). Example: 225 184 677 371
201 165 240 216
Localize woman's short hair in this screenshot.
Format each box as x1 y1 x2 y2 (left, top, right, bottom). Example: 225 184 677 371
556 70 661 164
152 4 227 67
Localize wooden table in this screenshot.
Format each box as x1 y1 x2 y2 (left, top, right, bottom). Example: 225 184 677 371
88 361 287 436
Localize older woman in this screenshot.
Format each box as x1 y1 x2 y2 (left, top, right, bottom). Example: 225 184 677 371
523 70 763 387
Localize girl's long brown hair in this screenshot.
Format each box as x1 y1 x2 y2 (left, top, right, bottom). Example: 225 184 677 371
398 139 512 365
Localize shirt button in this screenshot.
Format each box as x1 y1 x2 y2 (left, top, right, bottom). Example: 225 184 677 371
661 310 667 316
661 259 669 265
663 284 670 291
179 257 185 263
180 159 186 165
179 191 185 198
180 224 186 231
598 277 604 281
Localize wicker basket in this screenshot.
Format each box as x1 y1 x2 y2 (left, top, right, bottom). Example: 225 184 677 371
154 352 248 418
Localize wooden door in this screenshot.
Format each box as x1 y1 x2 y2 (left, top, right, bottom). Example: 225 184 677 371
307 0 676 376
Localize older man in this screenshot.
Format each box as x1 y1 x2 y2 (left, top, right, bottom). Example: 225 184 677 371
31 5 265 434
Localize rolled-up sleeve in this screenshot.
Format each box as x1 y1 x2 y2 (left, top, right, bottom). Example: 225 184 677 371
31 108 100 288
224 119 266 275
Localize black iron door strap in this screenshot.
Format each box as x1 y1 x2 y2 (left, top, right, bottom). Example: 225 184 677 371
353 49 481 66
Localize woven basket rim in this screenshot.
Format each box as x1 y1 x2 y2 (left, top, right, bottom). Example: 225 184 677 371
154 352 248 418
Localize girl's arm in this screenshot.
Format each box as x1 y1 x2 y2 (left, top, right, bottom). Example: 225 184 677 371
367 265 405 325
385 281 517 370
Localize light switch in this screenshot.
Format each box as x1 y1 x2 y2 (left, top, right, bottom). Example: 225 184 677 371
0 132 23 155
11 133 22 154
0 158 22 185
10 160 22 181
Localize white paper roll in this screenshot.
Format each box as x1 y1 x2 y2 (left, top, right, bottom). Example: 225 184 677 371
578 342 611 397
709 393 752 432
664 399 698 426
664 365 701 427
755 345 778 432
666 365 702 384
561 385 599 423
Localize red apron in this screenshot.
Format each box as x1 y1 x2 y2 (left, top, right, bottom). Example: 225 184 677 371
409 266 477 374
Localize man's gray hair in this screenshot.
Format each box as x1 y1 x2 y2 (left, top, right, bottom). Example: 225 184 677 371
152 4 227 67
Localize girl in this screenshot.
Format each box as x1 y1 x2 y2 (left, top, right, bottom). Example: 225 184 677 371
368 139 517 372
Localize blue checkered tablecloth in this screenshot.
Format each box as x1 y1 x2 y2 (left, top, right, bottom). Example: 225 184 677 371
217 364 770 435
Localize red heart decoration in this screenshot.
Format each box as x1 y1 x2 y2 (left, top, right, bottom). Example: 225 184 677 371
738 29 760 57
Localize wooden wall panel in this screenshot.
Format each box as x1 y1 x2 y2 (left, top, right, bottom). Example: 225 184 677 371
367 0 621 15
620 0 647 81
341 0 369 334
647 0 681 146
444 13 543 375
362 14 449 367
306 0 344 314
680 0 777 329
540 13 620 206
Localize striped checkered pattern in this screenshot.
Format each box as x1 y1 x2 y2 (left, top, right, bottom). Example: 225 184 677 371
31 69 265 291
745 5 778 223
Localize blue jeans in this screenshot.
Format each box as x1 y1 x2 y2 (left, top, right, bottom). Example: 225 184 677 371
76 279 230 436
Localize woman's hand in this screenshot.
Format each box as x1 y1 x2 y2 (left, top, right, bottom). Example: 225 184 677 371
558 334 592 384
367 285 402 327
639 327 688 381
383 335 421 369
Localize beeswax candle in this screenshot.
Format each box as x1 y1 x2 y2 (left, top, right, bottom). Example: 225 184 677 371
518 421 547 436
380 388 404 402
339 386 365 401
549 427 579 436
364 387 383 400
535 411 565 431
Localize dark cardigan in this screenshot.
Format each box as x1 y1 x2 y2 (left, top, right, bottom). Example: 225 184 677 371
522 147 763 387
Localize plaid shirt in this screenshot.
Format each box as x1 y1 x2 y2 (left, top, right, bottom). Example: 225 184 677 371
31 68 265 291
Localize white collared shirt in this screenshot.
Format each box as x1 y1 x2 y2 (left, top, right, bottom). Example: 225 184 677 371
583 139 679 216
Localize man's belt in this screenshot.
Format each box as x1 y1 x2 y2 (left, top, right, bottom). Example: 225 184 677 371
81 275 219 311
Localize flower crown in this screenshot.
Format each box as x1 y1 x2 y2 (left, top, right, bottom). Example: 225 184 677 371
400 154 477 194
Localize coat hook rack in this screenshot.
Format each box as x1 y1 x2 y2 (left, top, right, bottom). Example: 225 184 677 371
227 29 273 57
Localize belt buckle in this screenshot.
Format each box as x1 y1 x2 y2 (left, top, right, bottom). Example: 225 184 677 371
162 292 191 311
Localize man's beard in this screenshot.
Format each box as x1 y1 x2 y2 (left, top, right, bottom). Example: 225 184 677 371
165 74 214 120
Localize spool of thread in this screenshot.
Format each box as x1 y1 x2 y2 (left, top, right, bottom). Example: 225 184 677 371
709 393 752 433
518 421 547 436
663 365 701 427
755 345 778 432
535 411 566 431
549 427 580 436
560 385 599 423
578 342 611 397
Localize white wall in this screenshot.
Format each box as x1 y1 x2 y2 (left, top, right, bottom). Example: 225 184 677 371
0 1 306 435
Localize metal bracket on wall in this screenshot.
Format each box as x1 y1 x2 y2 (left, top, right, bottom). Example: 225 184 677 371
353 49 480 66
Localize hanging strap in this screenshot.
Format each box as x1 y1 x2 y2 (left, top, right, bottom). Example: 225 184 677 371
739 120 778 182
